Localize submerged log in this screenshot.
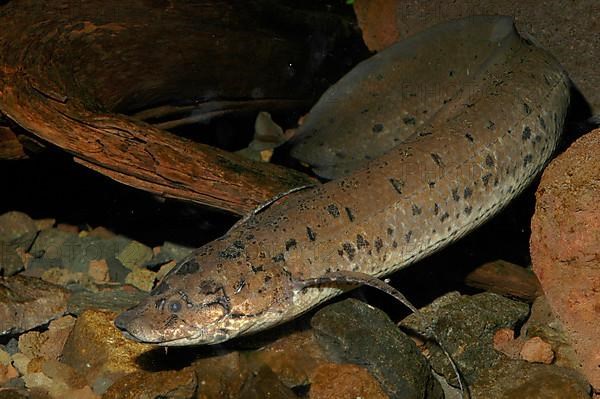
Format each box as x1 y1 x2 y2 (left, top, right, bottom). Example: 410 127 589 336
0 0 364 214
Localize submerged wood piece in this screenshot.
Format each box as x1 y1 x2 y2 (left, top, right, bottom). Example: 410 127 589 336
0 0 359 214
464 260 543 302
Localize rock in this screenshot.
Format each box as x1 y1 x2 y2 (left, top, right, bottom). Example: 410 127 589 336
0 275 69 336
353 0 600 113
192 351 251 399
520 337 554 364
145 241 194 269
116 240 153 270
67 285 147 315
87 226 115 239
10 353 30 376
521 296 581 371
470 359 591 399
311 298 442 399
87 259 110 283
531 128 600 389
60 309 153 394
33 219 55 232
29 229 77 262
0 348 11 365
0 211 38 243
493 328 522 360
237 366 297 399
401 291 530 384
17 316 75 361
124 267 156 292
103 368 197 399
309 363 388 399
0 363 18 385
0 211 39 276
249 330 328 387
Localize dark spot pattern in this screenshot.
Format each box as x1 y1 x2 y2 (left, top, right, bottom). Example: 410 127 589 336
403 116 416 125
486 120 495 130
452 188 460 202
342 243 356 260
465 133 474 142
464 206 473 215
523 154 533 167
440 212 450 222
175 259 201 276
464 187 472 199
429 181 435 188
522 126 531 141
433 203 440 215
374 238 383 253
387 227 394 236
405 231 412 243
482 173 492 186
219 240 245 259
411 204 422 215
485 155 495 168
389 178 404 195
326 204 340 218
345 207 355 222
272 253 285 262
431 153 444 167
306 226 316 241
372 123 384 133
285 239 297 251
523 102 531 114
356 234 368 249
539 116 546 129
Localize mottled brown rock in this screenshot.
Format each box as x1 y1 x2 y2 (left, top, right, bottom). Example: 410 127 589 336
192 351 250 399
18 316 75 361
237 365 296 399
60 310 153 393
103 368 196 399
531 128 600 389
0 276 69 335
520 337 555 364
0 363 18 385
249 330 328 387
470 359 591 399
310 363 388 399
353 0 600 113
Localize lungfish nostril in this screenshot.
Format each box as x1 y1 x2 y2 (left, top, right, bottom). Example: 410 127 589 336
114 309 134 331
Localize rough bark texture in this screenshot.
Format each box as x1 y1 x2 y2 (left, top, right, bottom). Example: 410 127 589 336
0 0 362 214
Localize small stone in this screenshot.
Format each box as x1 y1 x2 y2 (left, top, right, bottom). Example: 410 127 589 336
29 229 76 261
0 363 18 385
40 267 91 288
124 267 156 292
0 275 69 335
145 242 193 268
0 211 38 242
310 363 388 399
60 309 153 394
155 260 177 282
520 337 555 364
18 316 75 361
493 328 522 359
103 368 197 399
116 241 153 270
192 351 250 398
11 353 31 376
401 291 530 384
34 219 56 231
249 330 328 387
87 226 115 239
88 259 110 283
312 298 443 399
0 348 11 366
66 285 147 315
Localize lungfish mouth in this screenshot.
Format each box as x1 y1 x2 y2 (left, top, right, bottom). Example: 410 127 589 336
114 307 231 346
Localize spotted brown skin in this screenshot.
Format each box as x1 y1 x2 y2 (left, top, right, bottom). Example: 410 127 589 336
115 16 571 346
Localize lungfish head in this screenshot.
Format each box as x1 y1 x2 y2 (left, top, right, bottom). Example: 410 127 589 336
114 246 296 346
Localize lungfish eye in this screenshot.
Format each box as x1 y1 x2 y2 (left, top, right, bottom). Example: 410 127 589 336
168 300 182 313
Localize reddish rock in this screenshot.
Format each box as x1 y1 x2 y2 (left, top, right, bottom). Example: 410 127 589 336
0 276 69 335
18 316 75 361
249 330 328 387
103 368 196 399
192 351 251 399
353 0 400 51
493 328 522 359
88 259 110 283
520 337 555 364
60 310 153 394
0 363 18 385
310 363 388 399
531 128 600 389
